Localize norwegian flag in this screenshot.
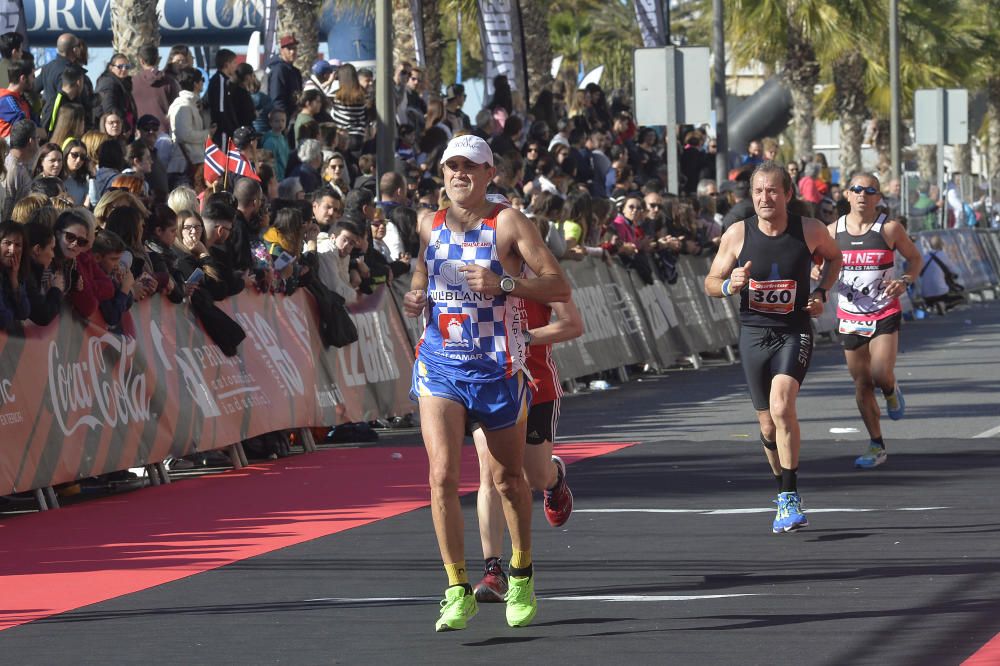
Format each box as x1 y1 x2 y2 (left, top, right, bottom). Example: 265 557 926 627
225 139 260 181
203 137 225 183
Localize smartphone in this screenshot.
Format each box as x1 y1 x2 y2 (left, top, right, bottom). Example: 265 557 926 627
185 268 205 285
130 256 146 279
273 251 296 271
119 250 133 271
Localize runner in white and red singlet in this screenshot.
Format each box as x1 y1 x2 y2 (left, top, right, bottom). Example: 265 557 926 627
824 173 922 469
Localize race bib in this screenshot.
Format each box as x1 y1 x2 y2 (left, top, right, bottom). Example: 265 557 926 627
838 318 876 337
748 278 796 314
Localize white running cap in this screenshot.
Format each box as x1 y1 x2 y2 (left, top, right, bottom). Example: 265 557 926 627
440 134 494 167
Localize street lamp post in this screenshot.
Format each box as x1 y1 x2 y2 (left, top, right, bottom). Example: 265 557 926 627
889 0 901 182
375 0 395 186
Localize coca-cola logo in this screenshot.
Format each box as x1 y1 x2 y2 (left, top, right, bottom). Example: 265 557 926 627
47 334 152 437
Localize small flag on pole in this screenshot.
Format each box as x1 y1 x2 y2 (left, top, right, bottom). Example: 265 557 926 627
203 137 225 183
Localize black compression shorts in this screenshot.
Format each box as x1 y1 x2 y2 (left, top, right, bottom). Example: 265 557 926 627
525 399 560 445
739 326 814 411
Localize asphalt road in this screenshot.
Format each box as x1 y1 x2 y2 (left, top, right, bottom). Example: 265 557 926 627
2 299 998 665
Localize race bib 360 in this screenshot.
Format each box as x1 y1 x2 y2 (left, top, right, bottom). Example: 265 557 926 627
749 278 796 315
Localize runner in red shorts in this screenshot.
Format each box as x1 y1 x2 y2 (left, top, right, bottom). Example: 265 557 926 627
471 295 583 602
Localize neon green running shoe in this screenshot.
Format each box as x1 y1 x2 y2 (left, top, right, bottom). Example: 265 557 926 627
435 586 477 632
504 576 537 627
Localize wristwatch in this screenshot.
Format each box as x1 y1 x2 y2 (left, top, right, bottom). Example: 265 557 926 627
523 330 533 346
900 274 914 286
812 287 827 302
499 275 516 294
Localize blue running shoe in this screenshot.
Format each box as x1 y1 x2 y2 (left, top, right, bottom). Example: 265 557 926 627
885 385 905 420
772 492 809 533
855 444 887 469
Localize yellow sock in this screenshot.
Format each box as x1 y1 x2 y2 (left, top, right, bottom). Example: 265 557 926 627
444 561 468 587
510 549 532 577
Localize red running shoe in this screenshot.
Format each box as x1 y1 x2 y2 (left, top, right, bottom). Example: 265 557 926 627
473 558 508 603
543 456 574 527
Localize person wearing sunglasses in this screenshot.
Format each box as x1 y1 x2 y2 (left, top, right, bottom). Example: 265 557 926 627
705 161 843 534
821 174 923 470
51 209 115 319
95 53 137 137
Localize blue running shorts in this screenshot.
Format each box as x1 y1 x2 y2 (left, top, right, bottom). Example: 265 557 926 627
410 360 531 431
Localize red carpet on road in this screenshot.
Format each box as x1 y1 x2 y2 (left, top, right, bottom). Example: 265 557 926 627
0 441 632 631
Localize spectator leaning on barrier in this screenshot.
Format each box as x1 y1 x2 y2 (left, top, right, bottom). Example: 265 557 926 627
52 209 115 319
90 228 136 330
22 221 66 326
316 216 364 304
143 204 186 304
104 205 160 302
230 178 268 273
0 221 30 331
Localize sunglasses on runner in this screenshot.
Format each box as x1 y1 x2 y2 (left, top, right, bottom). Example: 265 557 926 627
848 185 879 195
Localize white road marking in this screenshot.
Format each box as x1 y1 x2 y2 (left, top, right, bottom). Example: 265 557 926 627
830 427 860 434
545 594 760 602
576 507 948 515
973 424 1000 439
305 594 761 604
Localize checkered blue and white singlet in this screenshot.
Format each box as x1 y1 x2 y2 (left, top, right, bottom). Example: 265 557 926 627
416 205 528 382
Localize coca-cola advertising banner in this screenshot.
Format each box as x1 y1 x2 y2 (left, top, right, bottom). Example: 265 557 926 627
0 287 414 496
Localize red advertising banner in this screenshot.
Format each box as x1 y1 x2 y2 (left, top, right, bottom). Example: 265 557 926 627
0 287 415 496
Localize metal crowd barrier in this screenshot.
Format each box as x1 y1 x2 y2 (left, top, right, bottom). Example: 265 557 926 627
3 229 997 506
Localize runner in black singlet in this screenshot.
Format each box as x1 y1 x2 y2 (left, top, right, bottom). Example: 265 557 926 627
705 161 843 534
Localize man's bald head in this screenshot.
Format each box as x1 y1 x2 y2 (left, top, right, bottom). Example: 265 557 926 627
56 33 79 58
233 177 263 208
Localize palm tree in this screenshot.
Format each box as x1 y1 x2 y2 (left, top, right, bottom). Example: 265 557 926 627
420 0 443 95
726 0 840 162
110 0 160 64
521 0 554 96
860 0 977 183
392 0 417 66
